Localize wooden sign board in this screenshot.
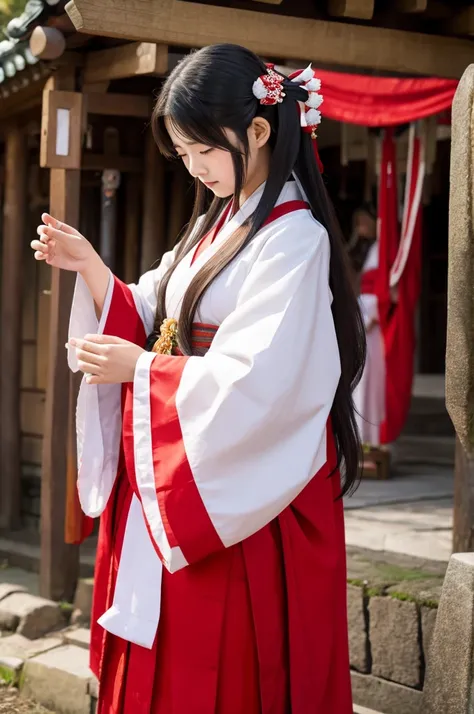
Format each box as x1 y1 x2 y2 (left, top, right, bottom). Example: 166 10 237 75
40 90 83 169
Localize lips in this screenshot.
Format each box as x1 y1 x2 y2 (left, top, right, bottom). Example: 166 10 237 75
203 180 217 188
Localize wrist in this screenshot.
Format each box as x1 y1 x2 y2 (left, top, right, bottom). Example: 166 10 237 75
79 249 104 279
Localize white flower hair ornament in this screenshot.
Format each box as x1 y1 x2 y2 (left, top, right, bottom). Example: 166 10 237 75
288 64 323 140
252 64 323 140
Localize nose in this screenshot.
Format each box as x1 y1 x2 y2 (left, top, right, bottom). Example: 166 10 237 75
188 156 207 178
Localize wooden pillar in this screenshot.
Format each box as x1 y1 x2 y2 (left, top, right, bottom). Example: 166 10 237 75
140 128 166 273
124 173 140 283
40 70 81 601
0 125 28 530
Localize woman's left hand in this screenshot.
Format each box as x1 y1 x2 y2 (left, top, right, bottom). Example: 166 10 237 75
68 334 145 384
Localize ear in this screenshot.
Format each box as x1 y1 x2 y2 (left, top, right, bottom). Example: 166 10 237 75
249 117 271 149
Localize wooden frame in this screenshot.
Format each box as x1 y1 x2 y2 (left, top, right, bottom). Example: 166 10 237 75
84 42 168 84
66 0 474 78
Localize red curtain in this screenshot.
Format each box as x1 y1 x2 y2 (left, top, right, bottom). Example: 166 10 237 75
316 70 457 126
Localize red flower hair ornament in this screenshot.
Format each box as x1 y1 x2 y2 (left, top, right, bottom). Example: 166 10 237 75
252 64 323 139
252 63 324 171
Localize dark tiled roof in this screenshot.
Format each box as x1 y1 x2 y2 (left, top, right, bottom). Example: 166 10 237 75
0 0 64 88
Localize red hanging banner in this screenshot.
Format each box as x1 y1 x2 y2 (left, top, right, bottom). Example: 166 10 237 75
316 70 457 127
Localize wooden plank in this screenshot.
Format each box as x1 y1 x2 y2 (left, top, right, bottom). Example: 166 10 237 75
66 0 474 78
40 90 83 170
451 8 474 37
21 390 46 436
84 42 168 84
82 153 142 172
21 343 37 389
39 69 80 602
85 92 152 118
141 128 166 273
328 0 374 20
251 0 283 4
21 434 44 465
0 125 28 530
395 0 427 11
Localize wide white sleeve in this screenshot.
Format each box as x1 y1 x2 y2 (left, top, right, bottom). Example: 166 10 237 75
67 248 177 518
127 216 342 572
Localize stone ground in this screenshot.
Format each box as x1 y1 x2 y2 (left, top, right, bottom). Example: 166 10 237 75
0 686 53 713
344 433 454 563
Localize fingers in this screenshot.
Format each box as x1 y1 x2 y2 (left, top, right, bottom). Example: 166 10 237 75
80 334 125 345
30 238 52 261
77 358 103 375
69 337 108 356
41 213 82 237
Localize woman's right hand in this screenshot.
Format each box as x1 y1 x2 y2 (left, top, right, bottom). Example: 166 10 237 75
30 213 96 273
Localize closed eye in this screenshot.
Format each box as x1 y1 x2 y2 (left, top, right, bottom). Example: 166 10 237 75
200 148 214 155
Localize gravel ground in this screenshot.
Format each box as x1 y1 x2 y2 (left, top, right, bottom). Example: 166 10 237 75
0 686 54 713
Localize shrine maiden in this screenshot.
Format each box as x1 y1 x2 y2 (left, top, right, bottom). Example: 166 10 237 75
32 44 365 714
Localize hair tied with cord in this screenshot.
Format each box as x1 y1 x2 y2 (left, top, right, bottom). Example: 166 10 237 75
252 63 323 139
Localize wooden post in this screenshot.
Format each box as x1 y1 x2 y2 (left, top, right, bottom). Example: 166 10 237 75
40 70 81 601
140 128 166 273
167 165 189 250
445 65 474 554
124 173 140 283
0 125 28 530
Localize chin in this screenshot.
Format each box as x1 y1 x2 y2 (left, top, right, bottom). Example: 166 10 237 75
209 184 233 199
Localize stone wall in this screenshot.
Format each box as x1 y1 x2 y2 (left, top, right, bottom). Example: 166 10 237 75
346 547 446 714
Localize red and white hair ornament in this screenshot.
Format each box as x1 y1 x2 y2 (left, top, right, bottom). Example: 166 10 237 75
252 64 286 106
289 64 323 140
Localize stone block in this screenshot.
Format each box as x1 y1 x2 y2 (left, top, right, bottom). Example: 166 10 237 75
0 592 64 639
369 596 421 687
351 671 422 714
347 584 369 672
21 644 93 714
64 627 91 650
0 655 23 685
420 607 437 670
422 552 474 713
0 633 62 660
0 583 27 603
0 611 19 632
89 675 99 699
74 578 94 622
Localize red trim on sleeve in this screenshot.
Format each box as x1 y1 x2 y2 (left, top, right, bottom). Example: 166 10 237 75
104 277 147 346
149 355 225 564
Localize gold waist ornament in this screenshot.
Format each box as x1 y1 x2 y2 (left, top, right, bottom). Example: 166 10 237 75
151 318 179 355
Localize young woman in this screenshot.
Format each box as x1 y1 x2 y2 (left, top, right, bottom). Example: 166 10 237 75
31 44 365 714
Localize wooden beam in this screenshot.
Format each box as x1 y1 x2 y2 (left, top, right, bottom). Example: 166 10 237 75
395 0 427 12
30 26 66 60
65 0 474 78
328 0 374 21
39 68 80 602
0 125 28 530
85 91 152 118
84 42 168 84
251 0 283 4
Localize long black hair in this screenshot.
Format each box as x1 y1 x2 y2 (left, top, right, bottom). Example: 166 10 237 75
151 43 366 496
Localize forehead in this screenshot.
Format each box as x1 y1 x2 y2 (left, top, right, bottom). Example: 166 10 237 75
164 117 197 147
